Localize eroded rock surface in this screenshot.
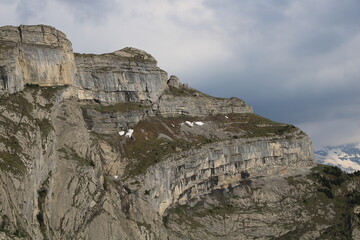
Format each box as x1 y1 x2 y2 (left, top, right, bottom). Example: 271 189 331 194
0 25 76 93
75 48 168 103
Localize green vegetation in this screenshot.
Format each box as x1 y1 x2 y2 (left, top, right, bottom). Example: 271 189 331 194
75 48 156 64
0 85 61 174
35 118 54 150
58 147 95 167
24 83 68 101
0 215 29 238
40 85 68 100
164 85 227 100
286 175 308 186
164 165 360 239
302 165 356 239
165 204 205 230
0 151 26 176
309 165 349 192
81 102 149 113
0 91 33 176
164 86 203 97
0 91 34 121
224 113 298 138
0 135 26 176
36 172 52 240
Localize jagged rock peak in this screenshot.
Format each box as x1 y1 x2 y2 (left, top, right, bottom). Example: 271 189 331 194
0 24 72 50
113 47 157 64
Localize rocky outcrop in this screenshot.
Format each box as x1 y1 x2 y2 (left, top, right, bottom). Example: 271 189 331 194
0 25 168 104
74 48 168 103
157 94 252 117
0 25 76 93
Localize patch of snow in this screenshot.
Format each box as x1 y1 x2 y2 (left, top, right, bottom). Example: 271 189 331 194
195 121 204 126
125 129 134 138
185 121 194 127
119 131 125 136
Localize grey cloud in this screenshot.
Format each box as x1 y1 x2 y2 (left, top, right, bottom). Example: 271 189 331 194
13 0 116 24
53 0 116 23
16 0 47 22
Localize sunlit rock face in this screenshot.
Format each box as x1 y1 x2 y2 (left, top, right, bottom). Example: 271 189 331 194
74 47 168 103
0 26 167 104
0 25 76 93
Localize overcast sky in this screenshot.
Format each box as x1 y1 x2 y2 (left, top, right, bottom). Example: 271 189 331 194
1 0 360 147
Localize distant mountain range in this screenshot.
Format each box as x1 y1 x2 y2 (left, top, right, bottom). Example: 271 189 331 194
315 142 360 172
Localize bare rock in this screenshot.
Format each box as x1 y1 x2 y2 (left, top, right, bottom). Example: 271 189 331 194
0 25 76 94
167 75 180 88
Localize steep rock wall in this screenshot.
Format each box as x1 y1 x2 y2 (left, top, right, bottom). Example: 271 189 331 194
128 133 314 215
0 87 166 239
74 48 168 103
0 25 76 93
0 25 168 104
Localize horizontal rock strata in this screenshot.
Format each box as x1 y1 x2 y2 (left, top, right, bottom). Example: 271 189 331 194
0 25 76 93
128 133 314 215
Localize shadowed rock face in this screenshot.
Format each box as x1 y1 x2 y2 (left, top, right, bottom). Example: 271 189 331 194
3 25 356 240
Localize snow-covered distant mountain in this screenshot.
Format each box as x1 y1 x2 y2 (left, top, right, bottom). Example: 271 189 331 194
315 142 360 172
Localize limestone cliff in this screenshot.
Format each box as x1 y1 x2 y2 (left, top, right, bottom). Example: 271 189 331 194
74 48 168 103
0 25 76 93
0 25 358 240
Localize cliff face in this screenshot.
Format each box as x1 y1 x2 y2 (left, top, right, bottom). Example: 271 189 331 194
132 135 313 216
75 48 168 103
0 25 357 240
0 25 76 93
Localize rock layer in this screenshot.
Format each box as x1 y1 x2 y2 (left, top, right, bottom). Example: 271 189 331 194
131 134 314 215
0 25 76 93
75 48 168 103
